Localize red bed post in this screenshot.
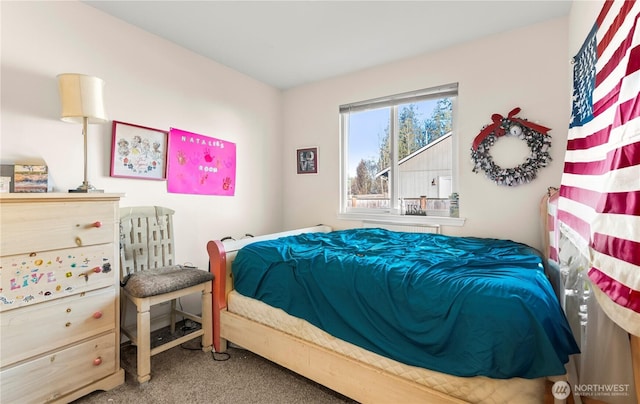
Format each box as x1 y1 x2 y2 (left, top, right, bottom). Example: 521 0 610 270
206 240 227 352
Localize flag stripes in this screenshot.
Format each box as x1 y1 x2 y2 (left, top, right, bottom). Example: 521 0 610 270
563 141 640 174
558 0 640 336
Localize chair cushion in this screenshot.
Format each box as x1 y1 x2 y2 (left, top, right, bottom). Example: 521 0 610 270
123 266 213 298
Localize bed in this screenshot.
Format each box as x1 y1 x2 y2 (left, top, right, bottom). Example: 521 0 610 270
206 225 580 403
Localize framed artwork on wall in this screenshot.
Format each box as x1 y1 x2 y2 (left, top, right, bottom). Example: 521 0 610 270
110 121 168 180
296 147 318 174
166 127 237 196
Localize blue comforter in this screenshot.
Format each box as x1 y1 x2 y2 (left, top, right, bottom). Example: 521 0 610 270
232 228 579 379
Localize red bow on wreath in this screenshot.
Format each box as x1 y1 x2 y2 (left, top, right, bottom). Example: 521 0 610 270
472 107 551 150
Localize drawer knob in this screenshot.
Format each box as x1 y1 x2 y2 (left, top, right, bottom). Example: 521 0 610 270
93 357 103 366
93 221 102 228
93 311 103 319
66 308 72 313
65 322 72 327
75 237 82 246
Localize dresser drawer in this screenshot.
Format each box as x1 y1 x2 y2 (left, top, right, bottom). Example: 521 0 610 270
0 287 116 367
0 244 117 311
0 200 116 256
0 332 117 404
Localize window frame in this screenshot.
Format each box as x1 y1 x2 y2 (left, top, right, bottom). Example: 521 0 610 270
338 83 465 227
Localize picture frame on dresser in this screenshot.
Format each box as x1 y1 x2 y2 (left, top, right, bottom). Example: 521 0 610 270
110 121 168 180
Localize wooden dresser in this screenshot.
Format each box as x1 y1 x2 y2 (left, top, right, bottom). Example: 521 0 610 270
0 193 125 403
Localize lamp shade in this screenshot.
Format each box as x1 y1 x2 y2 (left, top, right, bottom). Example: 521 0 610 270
57 73 107 124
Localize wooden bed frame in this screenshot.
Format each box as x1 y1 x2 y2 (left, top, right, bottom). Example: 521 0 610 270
207 225 471 404
206 203 640 403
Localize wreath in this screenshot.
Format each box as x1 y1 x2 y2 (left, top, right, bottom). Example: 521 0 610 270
471 107 552 186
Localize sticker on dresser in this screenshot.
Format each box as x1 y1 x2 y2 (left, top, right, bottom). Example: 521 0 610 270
0 244 114 310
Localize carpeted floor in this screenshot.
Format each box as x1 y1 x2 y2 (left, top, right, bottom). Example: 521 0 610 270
73 332 356 404
72 324 561 404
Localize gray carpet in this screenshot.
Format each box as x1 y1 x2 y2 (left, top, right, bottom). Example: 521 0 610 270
72 324 559 404
73 338 357 404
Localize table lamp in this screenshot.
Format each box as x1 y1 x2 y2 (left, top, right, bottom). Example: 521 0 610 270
57 73 107 193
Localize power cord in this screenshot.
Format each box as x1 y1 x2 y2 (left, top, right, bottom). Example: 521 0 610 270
178 319 202 351
173 298 205 351
181 319 197 332
170 294 231 361
221 233 254 242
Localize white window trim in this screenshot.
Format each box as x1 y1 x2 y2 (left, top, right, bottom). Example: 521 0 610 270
337 211 466 227
338 83 464 228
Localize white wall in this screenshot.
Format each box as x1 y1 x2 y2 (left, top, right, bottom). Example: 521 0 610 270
569 2 602 50
2 2 576 256
1 1 284 271
282 17 570 251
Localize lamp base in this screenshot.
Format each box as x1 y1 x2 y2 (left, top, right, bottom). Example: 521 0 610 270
69 188 104 193
69 183 104 193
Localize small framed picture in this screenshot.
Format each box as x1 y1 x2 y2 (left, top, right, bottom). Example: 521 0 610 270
13 165 48 193
110 121 168 180
296 147 318 174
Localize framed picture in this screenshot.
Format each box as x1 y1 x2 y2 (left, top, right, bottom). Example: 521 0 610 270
110 121 168 180
166 127 237 196
13 165 48 193
296 147 318 174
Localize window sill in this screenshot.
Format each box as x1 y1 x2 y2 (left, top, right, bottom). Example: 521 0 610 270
337 212 466 227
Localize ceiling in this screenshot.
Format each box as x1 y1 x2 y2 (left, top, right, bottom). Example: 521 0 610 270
85 1 572 89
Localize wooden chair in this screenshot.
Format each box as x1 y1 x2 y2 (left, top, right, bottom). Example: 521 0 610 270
119 206 213 383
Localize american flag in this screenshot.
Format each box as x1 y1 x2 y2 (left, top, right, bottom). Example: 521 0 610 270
558 0 640 336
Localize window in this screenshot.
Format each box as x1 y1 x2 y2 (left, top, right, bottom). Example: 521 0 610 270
339 83 460 223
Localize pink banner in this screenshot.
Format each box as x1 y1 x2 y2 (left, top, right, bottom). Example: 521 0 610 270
167 128 236 196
